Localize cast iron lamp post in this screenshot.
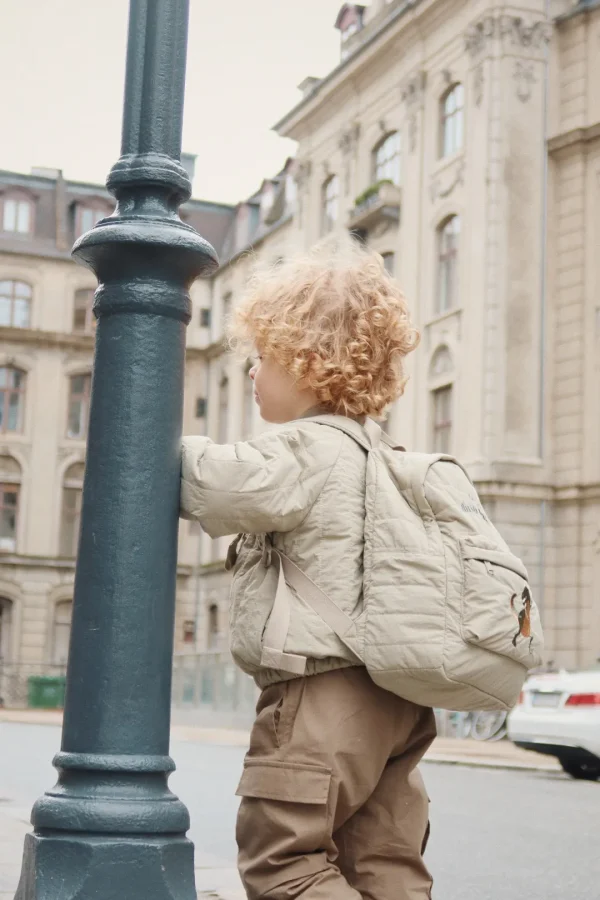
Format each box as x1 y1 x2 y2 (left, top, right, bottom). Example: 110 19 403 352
14 1 217 897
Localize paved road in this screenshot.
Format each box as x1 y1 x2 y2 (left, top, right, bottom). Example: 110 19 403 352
1 723 599 899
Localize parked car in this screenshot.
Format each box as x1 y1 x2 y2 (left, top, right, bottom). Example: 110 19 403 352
507 666 600 781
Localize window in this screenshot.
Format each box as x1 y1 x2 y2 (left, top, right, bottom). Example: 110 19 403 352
2 196 32 234
430 345 453 378
440 84 464 158
0 484 18 552
0 597 12 662
207 603 219 651
76 206 104 239
67 374 91 440
432 386 453 453
222 293 232 331
73 289 95 333
242 362 254 438
60 463 84 558
382 252 395 276
0 280 32 328
218 375 229 444
195 397 207 418
321 175 339 234
52 600 72 666
183 620 196 644
0 367 25 433
437 216 460 314
373 132 402 186
200 308 211 328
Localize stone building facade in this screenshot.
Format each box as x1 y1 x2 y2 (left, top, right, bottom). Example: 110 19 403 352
1 0 599 698
196 0 600 669
0 161 237 702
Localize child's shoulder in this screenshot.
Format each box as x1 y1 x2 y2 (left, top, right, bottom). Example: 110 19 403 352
259 419 345 458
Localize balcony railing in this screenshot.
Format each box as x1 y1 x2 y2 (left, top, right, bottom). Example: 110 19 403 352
348 180 402 232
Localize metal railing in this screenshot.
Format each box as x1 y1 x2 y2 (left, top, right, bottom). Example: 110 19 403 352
0 662 67 709
171 652 259 728
1 658 508 741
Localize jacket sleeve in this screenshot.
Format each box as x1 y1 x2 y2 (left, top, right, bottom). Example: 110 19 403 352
180 425 342 537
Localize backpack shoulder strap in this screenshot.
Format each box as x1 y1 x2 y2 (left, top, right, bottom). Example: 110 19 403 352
302 414 404 453
260 550 362 675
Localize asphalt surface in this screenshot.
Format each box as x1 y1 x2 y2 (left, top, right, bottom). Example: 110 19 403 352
1 723 599 900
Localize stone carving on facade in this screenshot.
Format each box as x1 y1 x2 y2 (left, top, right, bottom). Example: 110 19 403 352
514 61 536 103
293 159 312 227
473 63 485 107
338 122 361 193
401 70 426 153
464 14 551 58
430 159 465 203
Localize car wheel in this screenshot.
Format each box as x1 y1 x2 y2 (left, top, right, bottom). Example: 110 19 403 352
559 757 600 781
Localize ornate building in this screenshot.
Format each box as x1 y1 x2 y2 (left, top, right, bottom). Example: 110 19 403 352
197 0 600 669
1 0 599 701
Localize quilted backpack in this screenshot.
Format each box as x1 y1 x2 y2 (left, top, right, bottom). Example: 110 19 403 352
261 414 544 711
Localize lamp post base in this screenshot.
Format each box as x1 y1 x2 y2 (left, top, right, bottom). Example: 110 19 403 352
15 832 197 900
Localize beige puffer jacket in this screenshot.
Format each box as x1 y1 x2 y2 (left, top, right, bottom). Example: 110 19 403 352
180 419 366 688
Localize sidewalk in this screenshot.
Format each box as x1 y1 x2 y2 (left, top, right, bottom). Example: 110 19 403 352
0 709 561 771
0 710 558 900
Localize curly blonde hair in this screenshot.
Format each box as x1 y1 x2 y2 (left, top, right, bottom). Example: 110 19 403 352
228 235 420 418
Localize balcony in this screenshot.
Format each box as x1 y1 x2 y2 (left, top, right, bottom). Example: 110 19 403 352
348 180 401 233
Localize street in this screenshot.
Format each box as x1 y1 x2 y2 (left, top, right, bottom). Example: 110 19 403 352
1 722 599 899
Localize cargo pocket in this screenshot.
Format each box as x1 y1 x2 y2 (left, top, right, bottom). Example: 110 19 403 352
236 760 335 895
236 759 332 804
236 759 333 878
460 540 543 667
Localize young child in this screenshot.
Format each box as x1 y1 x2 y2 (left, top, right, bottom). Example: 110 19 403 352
180 238 436 900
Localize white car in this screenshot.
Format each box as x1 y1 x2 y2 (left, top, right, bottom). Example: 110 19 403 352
507 667 600 781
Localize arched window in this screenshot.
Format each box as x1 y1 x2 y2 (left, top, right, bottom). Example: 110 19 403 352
429 345 455 454
432 386 453 453
72 289 95 333
52 600 72 666
437 216 461 314
440 84 464 158
67 373 92 439
207 603 219 651
0 597 13 662
74 204 107 240
0 367 26 433
0 455 20 553
218 375 229 444
381 252 395 276
60 463 84 557
430 345 453 379
321 175 339 234
0 280 32 328
373 132 402 186
242 362 254 438
2 193 33 234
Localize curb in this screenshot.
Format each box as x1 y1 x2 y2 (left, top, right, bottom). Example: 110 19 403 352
424 754 560 773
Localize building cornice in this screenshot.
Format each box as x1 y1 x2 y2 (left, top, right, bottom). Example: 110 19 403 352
475 480 600 504
547 122 600 155
0 326 94 352
274 0 424 138
0 552 194 578
555 0 600 25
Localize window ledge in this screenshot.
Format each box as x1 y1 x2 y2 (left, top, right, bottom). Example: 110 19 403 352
0 433 30 446
424 307 463 329
431 150 465 178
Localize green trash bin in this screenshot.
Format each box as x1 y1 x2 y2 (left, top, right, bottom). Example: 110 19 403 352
27 675 66 709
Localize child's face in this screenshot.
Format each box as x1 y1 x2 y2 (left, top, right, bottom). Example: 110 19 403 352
249 354 319 424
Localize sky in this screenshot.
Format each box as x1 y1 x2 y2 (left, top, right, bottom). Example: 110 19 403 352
0 0 344 204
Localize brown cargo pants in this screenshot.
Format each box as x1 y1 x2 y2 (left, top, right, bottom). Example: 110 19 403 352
236 667 436 899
